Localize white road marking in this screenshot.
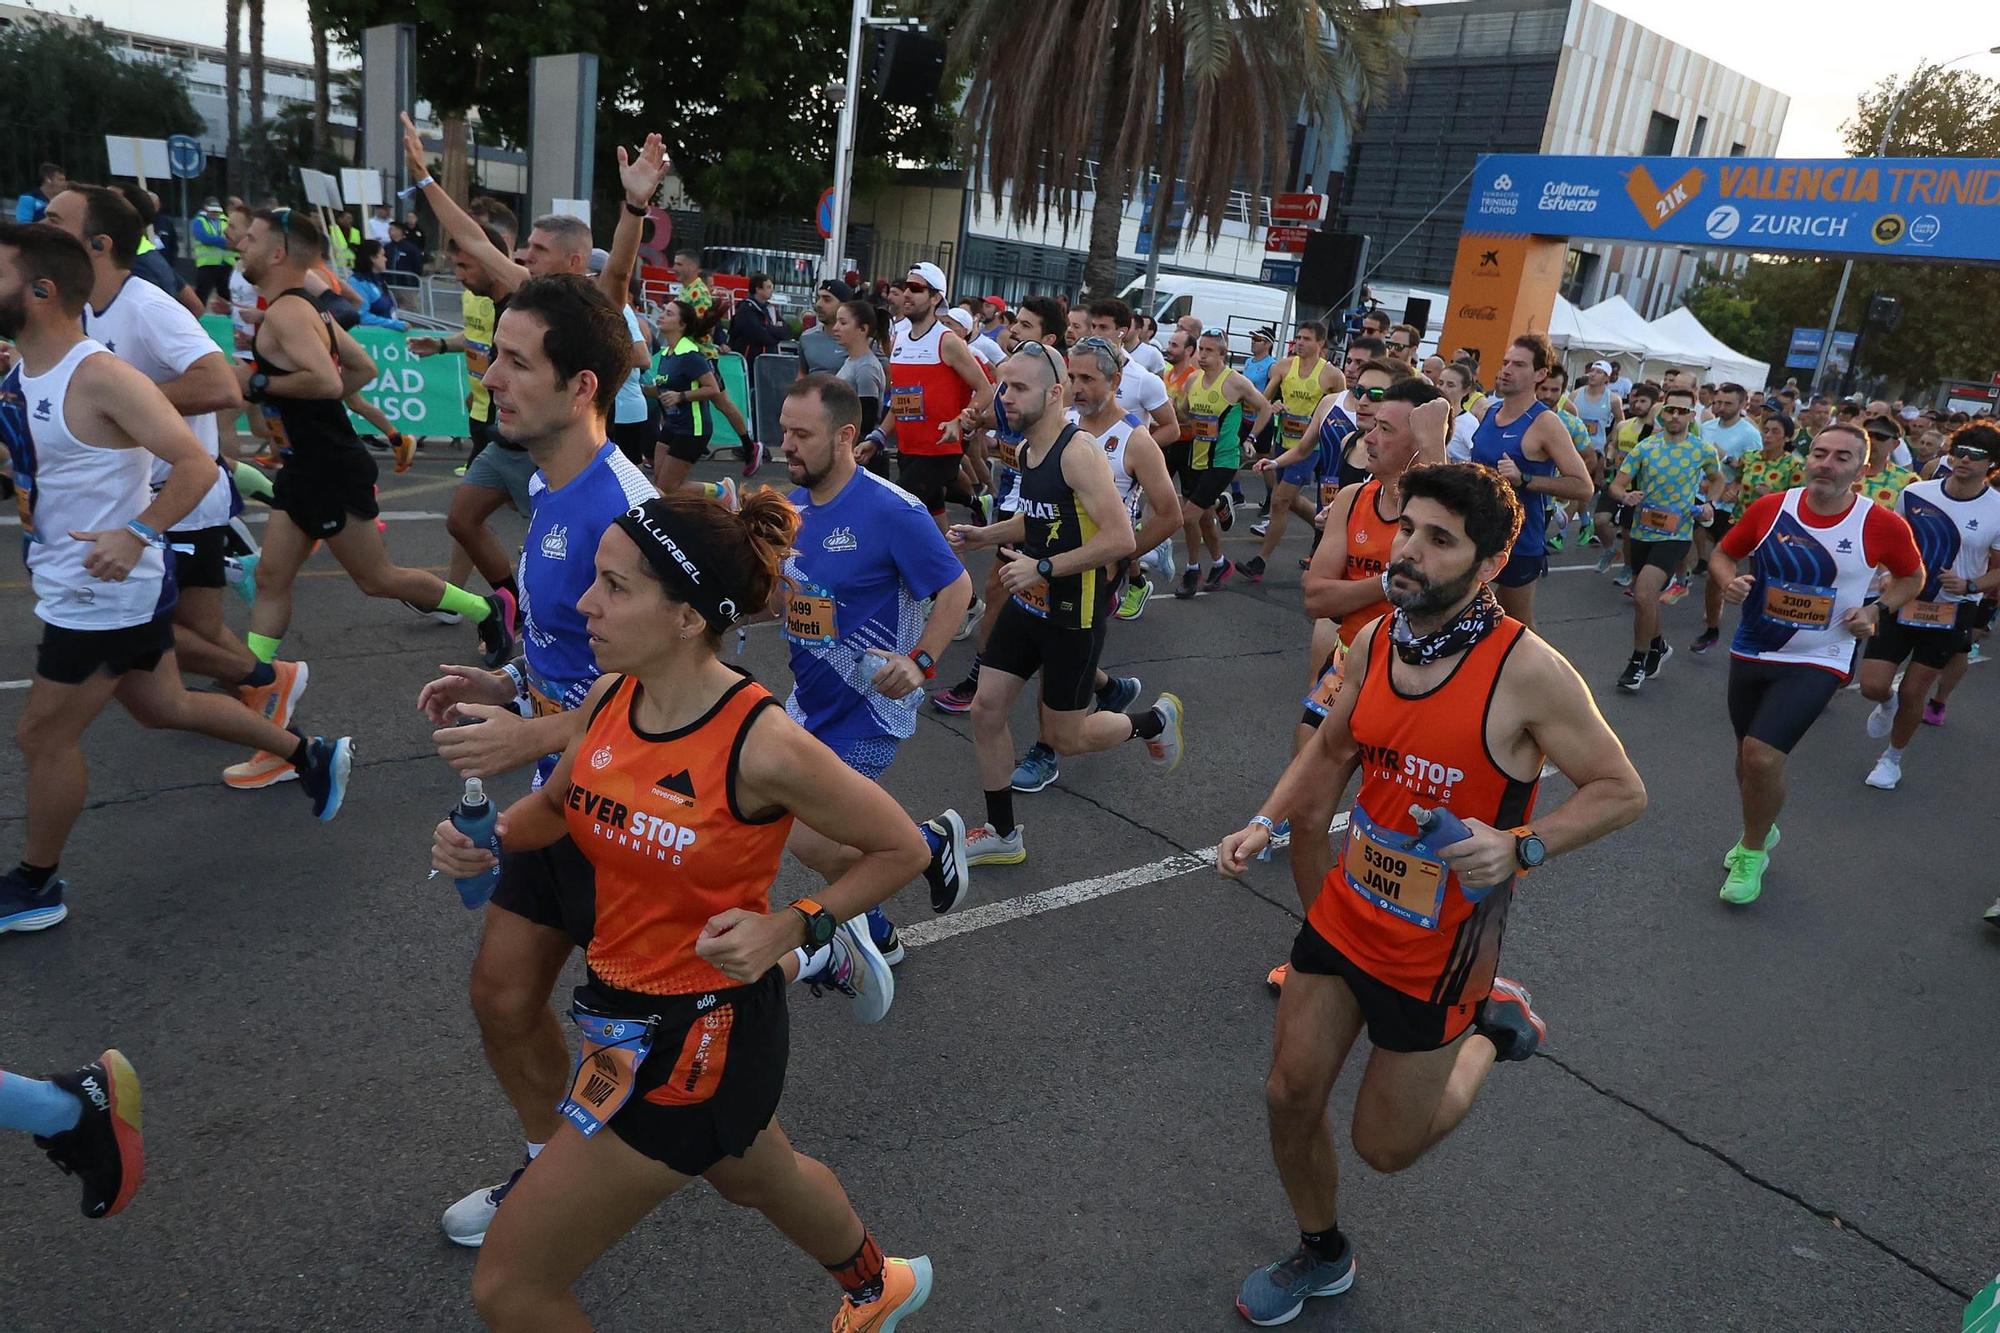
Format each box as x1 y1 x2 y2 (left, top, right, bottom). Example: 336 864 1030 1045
0 679 28 691
901 813 1349 951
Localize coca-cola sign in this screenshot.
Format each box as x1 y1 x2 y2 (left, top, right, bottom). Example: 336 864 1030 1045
1455 304 1500 321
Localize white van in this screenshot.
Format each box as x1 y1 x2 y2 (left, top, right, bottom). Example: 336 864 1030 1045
1118 275 1292 357
1357 283 1448 358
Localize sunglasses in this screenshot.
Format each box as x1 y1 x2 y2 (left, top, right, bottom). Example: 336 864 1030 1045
1073 335 1120 355
1659 405 1693 415
900 282 932 294
1353 385 1387 402
1015 339 1066 383
1867 430 1896 441
1951 445 1993 461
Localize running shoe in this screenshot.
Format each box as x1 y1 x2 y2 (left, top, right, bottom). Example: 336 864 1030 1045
1611 570 1634 589
1265 962 1289 994
1719 845 1770 905
295 736 355 821
1864 751 1902 790
1142 540 1176 584
955 597 984 643
1660 575 1690 606
973 493 993 525
1690 627 1720 654
1865 698 1897 740
1239 555 1267 584
224 552 259 607
1095 675 1142 714
1011 743 1060 793
442 1161 527 1248
922 809 972 914
831 1255 933 1333
34 1049 144 1219
806 918 895 1024
477 590 518 668
429 609 465 626
869 911 906 965
712 476 740 512
1202 558 1235 593
1214 493 1234 531
1475 977 1546 1061
453 464 468 477
1115 578 1150 621
931 678 977 714
1984 898 2000 931
1236 1236 1355 1327
1719 826 1779 868
1922 699 1948 727
966 822 1025 867
1594 549 1614 574
0 868 67 934
1175 568 1199 600
1143 693 1185 773
238 659 310 733
1615 657 1646 693
741 439 765 476
1546 528 1566 553
391 431 417 473
224 749 298 789
1644 643 1672 677
1249 519 1270 538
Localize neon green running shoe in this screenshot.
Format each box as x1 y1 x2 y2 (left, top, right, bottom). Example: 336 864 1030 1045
1719 848 1769 905
1719 826 1779 868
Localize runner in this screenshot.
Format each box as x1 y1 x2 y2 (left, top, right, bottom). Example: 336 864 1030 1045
1686 383 1763 643
1466 333 1592 630
942 344 1182 866
1241 321 1342 581
1173 328 1274 597
1599 381 1661 580
773 370 977 972
431 492 934 1332
1127 314 1167 374
3 1048 144 1218
1857 413 1921 508
0 222 352 933
1695 411 1802 651
1608 385 1718 692
1218 462 1645 1325
1855 424 2000 790
1707 425 1922 905
44 185 310 738
869 261 992 544
1086 297 1179 442
667 248 760 467
1570 359 1622 464
1533 363 1595 553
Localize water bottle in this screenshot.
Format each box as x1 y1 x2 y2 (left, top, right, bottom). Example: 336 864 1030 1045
449 777 503 909
860 652 888 691
1409 805 1502 902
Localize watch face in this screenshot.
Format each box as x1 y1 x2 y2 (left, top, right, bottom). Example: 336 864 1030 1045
1519 835 1547 867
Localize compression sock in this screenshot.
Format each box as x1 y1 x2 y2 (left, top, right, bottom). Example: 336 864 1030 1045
246 632 282 665
984 788 1016 838
1093 676 1121 709
15 862 57 890
826 1231 887 1305
1300 1226 1346 1263
1128 707 1166 741
434 582 494 622
0 1070 82 1137
238 660 276 689
232 461 274 500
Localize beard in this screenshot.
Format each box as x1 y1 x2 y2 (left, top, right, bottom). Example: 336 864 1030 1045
0 292 25 340
1385 557 1481 617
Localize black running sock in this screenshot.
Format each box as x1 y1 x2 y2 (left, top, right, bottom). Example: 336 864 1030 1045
286 731 311 768
1129 707 1165 741
1093 676 1120 708
1300 1226 1345 1262
984 788 1015 838
238 660 276 689
15 861 58 890
1651 635 1666 652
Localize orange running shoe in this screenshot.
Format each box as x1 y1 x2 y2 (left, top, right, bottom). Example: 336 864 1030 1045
831 1255 933 1332
392 432 417 473
1266 962 1289 994
223 749 298 789
237 659 309 732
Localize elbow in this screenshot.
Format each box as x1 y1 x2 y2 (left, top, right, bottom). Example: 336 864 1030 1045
1300 577 1336 620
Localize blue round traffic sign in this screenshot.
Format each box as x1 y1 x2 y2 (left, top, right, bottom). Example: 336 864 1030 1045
167 134 204 180
816 187 836 239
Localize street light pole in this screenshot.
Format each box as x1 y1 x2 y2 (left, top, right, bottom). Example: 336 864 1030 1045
823 0 870 282
1810 46 1997 394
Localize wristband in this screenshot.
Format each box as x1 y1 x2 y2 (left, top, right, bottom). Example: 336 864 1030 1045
1250 814 1277 832
417 176 435 191
623 200 649 217
865 428 887 448
125 519 163 548
501 662 527 693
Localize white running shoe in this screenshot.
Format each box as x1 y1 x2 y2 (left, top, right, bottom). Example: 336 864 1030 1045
442 1161 528 1247
955 597 985 642
1865 698 1897 740
1864 752 1902 790
805 919 895 1024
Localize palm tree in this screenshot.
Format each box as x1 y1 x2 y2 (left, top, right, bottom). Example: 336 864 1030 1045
309 0 331 160
247 0 267 196
225 0 242 195
930 0 1407 296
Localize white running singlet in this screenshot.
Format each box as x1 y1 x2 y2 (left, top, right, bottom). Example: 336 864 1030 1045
1730 488 1878 673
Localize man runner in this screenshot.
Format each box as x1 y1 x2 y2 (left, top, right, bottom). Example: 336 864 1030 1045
943 345 1182 866
1467 333 1592 630
1608 385 1718 692
1086 297 1179 443
1218 462 1645 1324
1242 321 1343 581
0 223 353 934
1686 383 1763 647
869 261 992 543
1707 425 1921 904
1855 424 2000 790
1173 327 1274 597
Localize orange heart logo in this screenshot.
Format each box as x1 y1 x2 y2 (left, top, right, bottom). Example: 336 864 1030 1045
1623 165 1707 230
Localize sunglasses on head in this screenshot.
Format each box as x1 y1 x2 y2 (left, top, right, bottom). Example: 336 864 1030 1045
1199 326 1226 339
1015 339 1066 382
1867 429 1895 441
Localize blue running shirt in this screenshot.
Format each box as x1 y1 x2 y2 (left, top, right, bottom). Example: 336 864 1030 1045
784 469 964 741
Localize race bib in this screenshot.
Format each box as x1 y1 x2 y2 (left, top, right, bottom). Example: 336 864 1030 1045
1637 505 1683 535
558 1002 658 1138
1320 481 1341 508
1342 804 1447 930
784 587 841 644
14 479 34 542
259 404 293 454
464 343 492 380
1898 598 1956 629
1300 646 1346 719
1762 580 1836 629
890 386 924 421
1192 414 1221 444
995 437 1021 471
1012 580 1050 618
526 685 565 719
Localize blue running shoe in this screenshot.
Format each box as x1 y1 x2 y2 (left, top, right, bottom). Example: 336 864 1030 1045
1475 976 1546 1062
297 736 355 822
922 809 972 913
1095 674 1142 714
1237 1236 1356 1326
1011 742 1060 793
0 869 67 934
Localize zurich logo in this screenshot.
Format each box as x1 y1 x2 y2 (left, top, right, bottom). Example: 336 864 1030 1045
1493 174 1513 191
1704 206 1741 240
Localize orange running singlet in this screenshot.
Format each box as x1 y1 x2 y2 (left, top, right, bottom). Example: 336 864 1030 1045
1338 479 1398 647
565 672 794 996
1307 617 1540 1005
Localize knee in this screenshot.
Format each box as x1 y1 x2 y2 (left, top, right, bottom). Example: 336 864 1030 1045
1858 676 1891 702
1263 1064 1326 1129
969 688 1009 732
252 559 285 596
470 1257 542 1331
14 710 63 758
445 510 478 548
1739 742 1784 780
1350 1121 1422 1174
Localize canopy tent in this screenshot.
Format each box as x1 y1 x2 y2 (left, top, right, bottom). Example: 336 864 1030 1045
1548 295 1644 359
1646 307 1771 390
1579 295 1715 383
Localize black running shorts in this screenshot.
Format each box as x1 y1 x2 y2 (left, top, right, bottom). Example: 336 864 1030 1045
168 525 231 589
898 453 964 514
271 447 380 538
1628 538 1691 578
1864 602 1977 671
1289 919 1478 1054
490 835 597 949
36 611 175 686
1179 464 1235 511
1726 656 1841 753
660 432 710 465
980 596 1111 712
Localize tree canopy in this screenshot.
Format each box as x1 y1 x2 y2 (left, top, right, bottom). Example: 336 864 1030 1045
0 16 203 192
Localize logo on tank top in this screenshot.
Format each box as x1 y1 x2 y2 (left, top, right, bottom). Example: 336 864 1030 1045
590 746 614 769
1358 743 1467 801
1355 529 1369 545
654 769 697 808
32 398 50 420
1837 538 1853 553
540 522 568 561
822 525 858 552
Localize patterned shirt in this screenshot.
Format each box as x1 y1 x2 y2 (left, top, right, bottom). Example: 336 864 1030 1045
679 273 719 358
1856 462 1919 510
1617 434 1718 542
1736 449 1802 508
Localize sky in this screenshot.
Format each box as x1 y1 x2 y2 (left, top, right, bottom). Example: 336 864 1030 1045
26 0 2000 157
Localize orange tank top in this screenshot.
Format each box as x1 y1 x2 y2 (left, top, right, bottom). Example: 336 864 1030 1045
1338 479 1398 646
565 672 794 996
1307 616 1540 1004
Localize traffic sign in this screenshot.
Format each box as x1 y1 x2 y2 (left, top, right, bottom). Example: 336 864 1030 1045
816 187 836 240
1271 192 1323 223
1264 225 1312 254
167 134 204 180
1261 260 1301 286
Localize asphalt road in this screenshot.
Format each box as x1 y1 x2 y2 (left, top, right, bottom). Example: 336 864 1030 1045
3 452 1994 1331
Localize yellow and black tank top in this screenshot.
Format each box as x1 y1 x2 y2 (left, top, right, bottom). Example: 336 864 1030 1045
1185 368 1243 470
1013 424 1103 629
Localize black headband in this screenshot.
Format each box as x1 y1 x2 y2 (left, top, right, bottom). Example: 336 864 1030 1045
614 501 743 632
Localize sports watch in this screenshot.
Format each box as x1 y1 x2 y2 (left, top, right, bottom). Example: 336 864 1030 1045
1036 558 1054 581
909 649 937 680
1512 828 1547 871
245 371 270 403
790 897 838 948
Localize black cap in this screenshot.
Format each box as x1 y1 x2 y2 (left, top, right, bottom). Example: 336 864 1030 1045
818 278 856 302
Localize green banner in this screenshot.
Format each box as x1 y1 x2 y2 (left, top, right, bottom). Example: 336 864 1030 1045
1966 1274 2000 1333
197 315 471 439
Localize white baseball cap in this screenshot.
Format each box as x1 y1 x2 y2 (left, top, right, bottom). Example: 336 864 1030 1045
941 306 975 334
907 261 948 294
1588 359 1613 374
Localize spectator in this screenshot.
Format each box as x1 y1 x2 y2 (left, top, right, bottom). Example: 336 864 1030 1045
978 295 1008 347
401 208 427 252
730 270 787 370
800 278 853 374
116 184 202 318
329 209 361 270
366 204 392 244
191 197 235 305
384 222 424 283
346 241 409 329
15 162 64 222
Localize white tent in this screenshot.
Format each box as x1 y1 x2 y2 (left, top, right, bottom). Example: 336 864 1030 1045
1646 307 1771 390
1581 295 1712 382
1548 295 1643 360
